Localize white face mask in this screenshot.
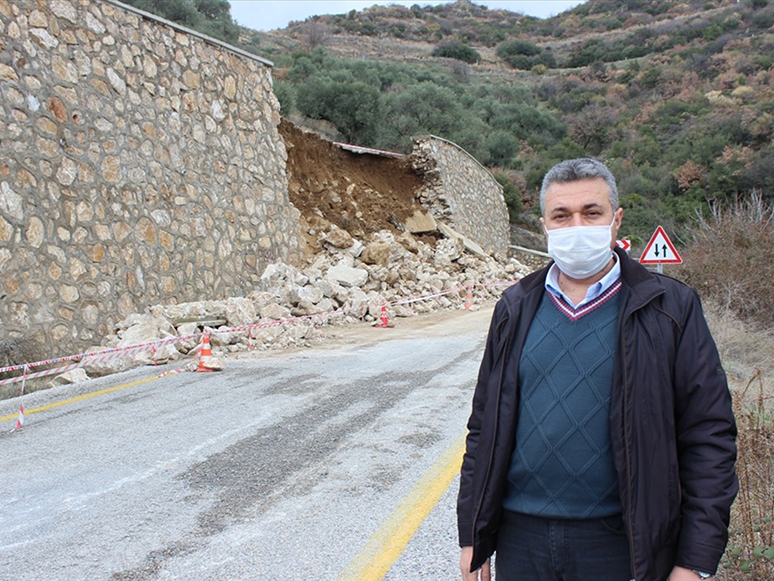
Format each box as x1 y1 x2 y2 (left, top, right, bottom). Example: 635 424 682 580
545 216 616 280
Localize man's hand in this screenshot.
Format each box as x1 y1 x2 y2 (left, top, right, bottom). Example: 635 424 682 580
668 566 710 580
460 546 490 581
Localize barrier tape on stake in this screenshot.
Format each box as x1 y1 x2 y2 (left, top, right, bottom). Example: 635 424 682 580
10 366 27 432
0 280 519 387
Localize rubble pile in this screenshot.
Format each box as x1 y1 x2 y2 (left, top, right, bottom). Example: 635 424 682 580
85 226 530 376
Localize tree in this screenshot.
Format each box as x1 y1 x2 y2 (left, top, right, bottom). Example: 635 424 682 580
484 131 518 167
570 104 615 154
301 21 331 49
487 102 565 143
296 77 382 145
383 82 465 142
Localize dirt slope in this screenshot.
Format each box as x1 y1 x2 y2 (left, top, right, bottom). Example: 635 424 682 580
280 120 426 257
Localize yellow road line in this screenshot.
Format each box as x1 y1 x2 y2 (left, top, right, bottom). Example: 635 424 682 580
335 432 466 581
0 375 161 424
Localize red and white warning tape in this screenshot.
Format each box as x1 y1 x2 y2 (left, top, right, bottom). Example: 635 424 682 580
0 280 519 388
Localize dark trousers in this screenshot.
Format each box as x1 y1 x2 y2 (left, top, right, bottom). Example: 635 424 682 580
495 510 633 581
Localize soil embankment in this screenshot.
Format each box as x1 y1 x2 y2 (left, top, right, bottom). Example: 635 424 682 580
280 120 426 256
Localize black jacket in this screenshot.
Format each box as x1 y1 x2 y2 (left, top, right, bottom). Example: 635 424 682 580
458 248 738 581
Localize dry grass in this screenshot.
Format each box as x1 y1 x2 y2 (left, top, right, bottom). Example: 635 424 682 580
698 242 774 578
680 192 774 577
719 368 774 579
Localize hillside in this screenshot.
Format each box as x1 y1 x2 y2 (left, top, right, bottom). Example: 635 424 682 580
126 0 774 247
250 0 774 247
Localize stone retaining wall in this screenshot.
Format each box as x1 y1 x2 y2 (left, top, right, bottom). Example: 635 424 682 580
411 135 509 257
0 0 302 355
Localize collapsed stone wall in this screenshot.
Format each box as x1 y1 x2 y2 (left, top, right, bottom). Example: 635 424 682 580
0 0 302 356
81 227 532 379
411 135 510 257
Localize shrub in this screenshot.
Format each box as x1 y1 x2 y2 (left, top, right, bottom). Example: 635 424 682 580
496 39 552 70
273 80 295 113
639 66 663 89
566 38 607 67
680 192 774 326
432 40 480 63
497 39 541 58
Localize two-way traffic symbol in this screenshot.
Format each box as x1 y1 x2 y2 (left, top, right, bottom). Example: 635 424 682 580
639 225 682 264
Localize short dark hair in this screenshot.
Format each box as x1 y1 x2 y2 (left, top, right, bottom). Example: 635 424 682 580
540 158 619 215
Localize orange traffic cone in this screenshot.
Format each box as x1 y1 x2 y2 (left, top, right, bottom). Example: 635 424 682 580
374 304 389 328
195 333 215 372
12 403 24 431
464 287 473 310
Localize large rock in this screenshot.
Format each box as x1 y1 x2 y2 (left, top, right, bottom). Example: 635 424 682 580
292 284 324 305
253 324 284 345
117 314 180 365
224 297 257 326
434 237 465 265
260 302 291 320
316 298 336 315
248 291 277 310
404 209 437 234
117 314 176 344
327 263 368 288
345 287 369 318
260 262 307 293
322 227 354 249
285 321 314 342
85 314 179 374
210 325 242 346
437 222 489 259
154 300 226 325
176 322 199 354
361 240 391 267
48 368 90 387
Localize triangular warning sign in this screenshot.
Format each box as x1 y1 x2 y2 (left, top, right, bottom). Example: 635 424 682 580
640 226 682 264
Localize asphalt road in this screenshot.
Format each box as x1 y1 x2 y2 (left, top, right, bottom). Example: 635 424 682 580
0 307 494 581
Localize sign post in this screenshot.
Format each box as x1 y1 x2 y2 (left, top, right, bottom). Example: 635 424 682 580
639 226 682 273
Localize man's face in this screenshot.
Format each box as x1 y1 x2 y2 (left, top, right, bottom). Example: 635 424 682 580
541 177 623 246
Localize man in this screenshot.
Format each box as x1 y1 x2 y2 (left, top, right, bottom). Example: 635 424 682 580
458 158 737 581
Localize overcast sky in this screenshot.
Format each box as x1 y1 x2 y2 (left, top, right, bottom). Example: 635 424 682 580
228 1 587 32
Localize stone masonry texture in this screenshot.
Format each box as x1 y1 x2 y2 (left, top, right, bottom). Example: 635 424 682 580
410 136 509 257
0 0 301 355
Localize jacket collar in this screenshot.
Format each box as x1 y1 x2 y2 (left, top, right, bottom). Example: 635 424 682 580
614 246 666 312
